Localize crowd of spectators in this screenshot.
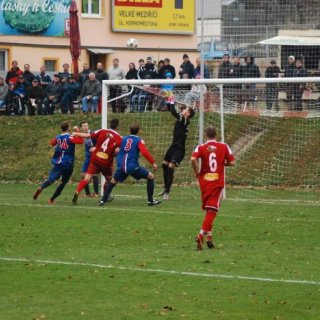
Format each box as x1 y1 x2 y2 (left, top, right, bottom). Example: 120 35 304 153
0 53 313 116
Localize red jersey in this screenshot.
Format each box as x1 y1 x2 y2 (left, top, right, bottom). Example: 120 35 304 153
90 129 122 167
192 140 234 188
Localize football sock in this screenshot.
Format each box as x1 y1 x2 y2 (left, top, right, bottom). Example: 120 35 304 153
101 182 116 203
51 181 67 200
41 179 53 190
147 179 154 202
166 167 174 193
93 176 99 194
77 179 89 193
201 210 217 233
84 184 91 195
162 163 169 191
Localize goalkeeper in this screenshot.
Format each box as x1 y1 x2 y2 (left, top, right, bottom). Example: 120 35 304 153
159 99 195 200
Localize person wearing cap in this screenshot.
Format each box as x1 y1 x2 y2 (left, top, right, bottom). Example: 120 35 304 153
157 58 176 79
5 60 23 85
43 74 63 115
284 55 296 110
293 58 308 111
137 56 157 80
27 79 46 115
265 60 281 111
179 54 194 79
0 76 8 111
13 75 28 115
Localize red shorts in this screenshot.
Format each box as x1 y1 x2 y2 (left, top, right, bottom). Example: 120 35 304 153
86 158 112 180
200 184 224 211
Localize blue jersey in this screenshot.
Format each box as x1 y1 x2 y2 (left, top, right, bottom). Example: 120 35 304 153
51 133 81 166
84 130 96 160
117 135 143 172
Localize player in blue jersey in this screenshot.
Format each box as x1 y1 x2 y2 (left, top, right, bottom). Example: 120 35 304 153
79 121 99 197
33 121 83 204
98 123 161 206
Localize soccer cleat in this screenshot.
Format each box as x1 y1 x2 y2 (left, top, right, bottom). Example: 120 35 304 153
48 199 55 205
158 189 166 197
105 195 114 203
195 235 204 251
206 236 215 249
147 199 162 206
33 187 42 200
162 192 169 200
72 192 79 205
97 200 105 207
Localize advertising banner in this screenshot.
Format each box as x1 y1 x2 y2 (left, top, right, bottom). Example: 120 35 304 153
112 0 195 34
0 0 71 37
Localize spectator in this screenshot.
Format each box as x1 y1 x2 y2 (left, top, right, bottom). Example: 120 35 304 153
218 54 233 79
138 58 145 69
95 62 109 84
242 56 261 109
58 63 72 80
27 79 46 115
179 54 194 79
284 55 296 110
138 56 157 79
60 75 81 114
43 74 63 115
108 58 126 112
35 65 51 89
265 60 281 111
293 58 308 111
194 57 210 79
6 82 18 115
22 64 35 87
14 75 28 115
230 56 243 107
77 63 91 89
158 58 176 79
0 76 8 110
184 75 207 108
130 74 153 112
125 62 138 80
81 72 101 114
5 60 23 85
158 60 164 70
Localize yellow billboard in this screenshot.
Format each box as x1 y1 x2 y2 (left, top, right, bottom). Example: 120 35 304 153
112 0 195 34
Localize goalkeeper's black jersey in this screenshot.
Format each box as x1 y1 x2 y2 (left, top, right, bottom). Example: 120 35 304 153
169 104 191 148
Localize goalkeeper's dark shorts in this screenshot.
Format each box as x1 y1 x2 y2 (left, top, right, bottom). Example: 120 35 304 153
164 143 185 167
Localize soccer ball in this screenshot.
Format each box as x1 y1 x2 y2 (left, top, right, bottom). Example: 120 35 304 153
127 38 138 49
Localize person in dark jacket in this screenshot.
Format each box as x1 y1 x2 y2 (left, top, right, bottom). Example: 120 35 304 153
230 56 243 107
77 63 91 89
293 58 308 111
35 65 51 89
242 56 260 109
22 64 35 87
13 75 28 115
194 57 210 79
265 60 281 110
43 74 63 115
58 63 72 80
6 82 18 115
95 62 109 83
218 54 232 79
158 58 176 79
60 76 81 114
27 79 46 115
5 60 23 85
284 55 296 110
179 54 194 79
125 62 138 80
138 57 157 79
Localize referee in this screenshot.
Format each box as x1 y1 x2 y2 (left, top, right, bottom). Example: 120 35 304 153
159 100 195 200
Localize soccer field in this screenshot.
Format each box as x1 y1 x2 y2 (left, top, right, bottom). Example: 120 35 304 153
0 183 319 319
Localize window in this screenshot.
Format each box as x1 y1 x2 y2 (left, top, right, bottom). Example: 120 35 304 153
44 59 58 72
82 0 101 16
0 49 8 71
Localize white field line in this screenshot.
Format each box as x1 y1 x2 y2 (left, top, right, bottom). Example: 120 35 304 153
0 202 320 223
0 257 319 286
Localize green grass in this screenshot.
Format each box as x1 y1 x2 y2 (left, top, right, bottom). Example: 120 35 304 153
0 183 319 319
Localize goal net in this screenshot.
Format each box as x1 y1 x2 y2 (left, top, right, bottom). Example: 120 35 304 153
102 77 320 202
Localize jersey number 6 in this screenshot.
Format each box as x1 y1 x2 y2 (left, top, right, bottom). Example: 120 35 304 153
209 152 217 172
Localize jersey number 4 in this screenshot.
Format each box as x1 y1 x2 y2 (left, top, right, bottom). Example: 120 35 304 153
57 139 68 150
209 152 217 172
101 138 110 152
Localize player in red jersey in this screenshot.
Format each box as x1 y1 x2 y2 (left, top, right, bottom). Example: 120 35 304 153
71 118 122 205
191 126 235 251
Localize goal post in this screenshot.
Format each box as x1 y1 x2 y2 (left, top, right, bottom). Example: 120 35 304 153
101 77 320 202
